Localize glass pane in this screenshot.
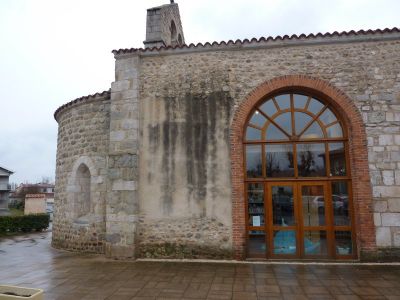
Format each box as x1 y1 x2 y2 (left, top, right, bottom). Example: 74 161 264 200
304 231 328 256
246 145 262 178
248 183 264 227
332 181 350 226
249 110 267 127
319 108 337 125
335 231 352 255
294 94 308 109
274 112 292 135
265 124 288 140
294 112 313 135
248 231 266 257
265 144 294 177
302 185 325 226
246 127 261 140
329 143 346 176
326 123 343 138
300 121 324 139
275 94 290 110
297 143 326 177
272 186 295 226
259 99 277 117
274 230 296 254
307 98 324 115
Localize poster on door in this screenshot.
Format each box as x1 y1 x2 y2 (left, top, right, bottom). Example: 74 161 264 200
253 215 261 226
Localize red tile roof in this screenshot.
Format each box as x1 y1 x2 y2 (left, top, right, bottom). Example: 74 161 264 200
54 90 111 121
113 27 400 55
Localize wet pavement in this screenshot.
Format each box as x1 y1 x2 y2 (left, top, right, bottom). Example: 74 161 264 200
1 231 400 299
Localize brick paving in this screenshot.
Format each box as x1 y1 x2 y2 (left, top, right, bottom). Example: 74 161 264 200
1 231 400 299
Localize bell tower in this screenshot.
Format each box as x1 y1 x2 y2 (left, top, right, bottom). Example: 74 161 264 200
143 1 185 48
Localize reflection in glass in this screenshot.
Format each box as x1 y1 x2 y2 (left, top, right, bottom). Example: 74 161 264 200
332 181 350 226
249 110 267 127
302 185 325 226
297 143 326 177
274 113 292 135
246 145 262 178
275 94 291 110
329 143 346 176
335 231 352 255
274 230 296 254
246 127 261 140
294 112 313 135
300 121 324 139
248 231 266 257
308 98 324 115
319 108 337 125
259 100 277 117
304 231 328 255
272 186 294 226
248 183 264 227
326 123 343 138
265 124 288 140
294 94 308 109
265 144 294 177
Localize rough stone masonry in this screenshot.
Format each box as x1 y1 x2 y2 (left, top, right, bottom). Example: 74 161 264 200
53 2 400 260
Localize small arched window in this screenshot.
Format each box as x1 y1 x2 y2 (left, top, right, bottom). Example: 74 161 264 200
74 163 91 221
170 20 177 42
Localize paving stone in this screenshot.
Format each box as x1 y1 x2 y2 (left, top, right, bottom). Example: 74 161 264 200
2 231 400 300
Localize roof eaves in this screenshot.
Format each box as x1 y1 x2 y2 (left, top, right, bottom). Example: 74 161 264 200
112 27 400 56
54 89 111 121
0 166 14 174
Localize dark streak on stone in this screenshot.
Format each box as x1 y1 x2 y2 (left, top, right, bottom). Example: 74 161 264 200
147 123 160 183
161 97 177 215
184 92 208 216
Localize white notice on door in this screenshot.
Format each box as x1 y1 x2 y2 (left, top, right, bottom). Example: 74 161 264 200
253 215 261 226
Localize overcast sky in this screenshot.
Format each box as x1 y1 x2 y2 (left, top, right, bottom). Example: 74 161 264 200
0 0 399 184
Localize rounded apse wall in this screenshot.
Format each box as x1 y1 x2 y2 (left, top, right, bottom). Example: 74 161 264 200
52 92 110 253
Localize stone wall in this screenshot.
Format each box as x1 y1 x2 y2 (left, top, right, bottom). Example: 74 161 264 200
52 94 110 253
54 31 400 260
130 37 400 258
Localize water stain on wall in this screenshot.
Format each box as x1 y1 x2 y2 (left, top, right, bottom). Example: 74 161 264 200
146 89 232 216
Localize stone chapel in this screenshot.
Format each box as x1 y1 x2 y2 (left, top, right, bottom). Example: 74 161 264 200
53 1 400 261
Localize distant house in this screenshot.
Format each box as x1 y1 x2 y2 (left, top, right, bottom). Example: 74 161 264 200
25 194 47 214
0 166 13 215
10 182 55 217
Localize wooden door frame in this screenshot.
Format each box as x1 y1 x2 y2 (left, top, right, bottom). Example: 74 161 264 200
266 181 299 259
297 181 331 259
248 180 357 260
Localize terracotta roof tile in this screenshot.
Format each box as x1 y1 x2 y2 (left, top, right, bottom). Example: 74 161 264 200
112 27 400 55
54 90 111 121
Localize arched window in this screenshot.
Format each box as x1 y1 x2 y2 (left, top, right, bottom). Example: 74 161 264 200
244 92 354 260
245 93 346 178
74 163 91 221
170 20 177 42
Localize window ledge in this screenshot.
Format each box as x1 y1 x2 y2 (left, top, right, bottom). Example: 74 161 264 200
73 215 90 226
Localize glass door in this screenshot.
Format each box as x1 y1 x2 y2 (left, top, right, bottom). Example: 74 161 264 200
298 182 330 258
247 180 354 259
266 182 299 258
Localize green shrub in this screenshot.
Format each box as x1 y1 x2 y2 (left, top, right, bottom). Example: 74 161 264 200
0 214 50 233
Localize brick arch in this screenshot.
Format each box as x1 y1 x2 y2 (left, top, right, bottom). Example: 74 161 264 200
230 75 375 260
